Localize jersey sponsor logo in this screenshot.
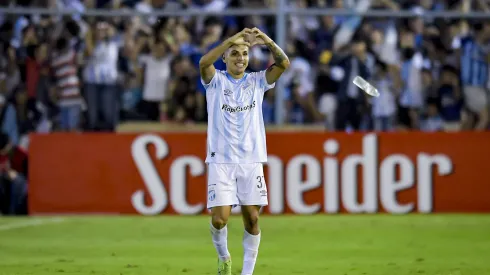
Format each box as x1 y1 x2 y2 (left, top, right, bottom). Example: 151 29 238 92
224 89 233 96
221 101 256 113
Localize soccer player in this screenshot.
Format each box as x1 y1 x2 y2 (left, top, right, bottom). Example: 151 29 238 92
199 28 290 275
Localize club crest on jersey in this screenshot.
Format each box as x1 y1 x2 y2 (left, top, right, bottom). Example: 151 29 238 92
241 84 253 101
243 83 251 91
224 89 233 96
208 190 216 201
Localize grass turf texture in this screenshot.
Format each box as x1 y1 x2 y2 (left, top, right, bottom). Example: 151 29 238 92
0 215 489 275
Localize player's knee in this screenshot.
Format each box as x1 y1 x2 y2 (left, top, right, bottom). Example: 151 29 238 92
243 213 259 234
211 214 228 230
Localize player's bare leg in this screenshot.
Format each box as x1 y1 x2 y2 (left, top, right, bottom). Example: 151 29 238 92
240 205 261 275
211 205 232 275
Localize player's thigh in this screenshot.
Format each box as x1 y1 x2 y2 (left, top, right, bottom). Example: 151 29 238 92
207 163 239 209
236 163 268 207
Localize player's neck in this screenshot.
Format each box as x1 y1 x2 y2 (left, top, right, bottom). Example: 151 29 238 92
226 69 245 80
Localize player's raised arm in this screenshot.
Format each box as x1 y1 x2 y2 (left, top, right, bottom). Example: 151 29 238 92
199 28 253 84
251 28 290 85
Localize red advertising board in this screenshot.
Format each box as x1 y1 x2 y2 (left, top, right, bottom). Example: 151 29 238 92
29 132 490 215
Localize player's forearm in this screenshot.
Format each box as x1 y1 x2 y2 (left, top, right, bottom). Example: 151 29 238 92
265 41 290 69
199 39 234 68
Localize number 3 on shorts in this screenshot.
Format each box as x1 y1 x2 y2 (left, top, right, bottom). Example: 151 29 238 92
256 176 265 189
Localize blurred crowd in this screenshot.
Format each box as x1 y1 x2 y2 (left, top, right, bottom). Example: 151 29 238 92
0 0 488 146
1 0 490 215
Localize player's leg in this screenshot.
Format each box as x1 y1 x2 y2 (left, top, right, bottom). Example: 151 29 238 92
210 205 233 274
210 205 232 260
236 163 268 275
207 163 238 275
240 205 262 275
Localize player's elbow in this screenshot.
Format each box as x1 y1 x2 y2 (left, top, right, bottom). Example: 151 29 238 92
280 58 290 70
198 58 206 69
199 57 211 70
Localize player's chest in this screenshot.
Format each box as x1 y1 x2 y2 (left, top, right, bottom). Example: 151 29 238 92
220 81 256 104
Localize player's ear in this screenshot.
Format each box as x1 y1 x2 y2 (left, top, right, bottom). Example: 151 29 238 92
222 54 225 62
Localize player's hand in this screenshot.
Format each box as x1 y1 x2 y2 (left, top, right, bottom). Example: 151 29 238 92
227 28 253 47
250 27 273 46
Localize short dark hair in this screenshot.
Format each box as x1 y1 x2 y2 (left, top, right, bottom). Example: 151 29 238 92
56 37 68 51
65 20 80 37
204 16 222 27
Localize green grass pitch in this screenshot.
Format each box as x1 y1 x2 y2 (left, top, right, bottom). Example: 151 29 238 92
1 215 490 275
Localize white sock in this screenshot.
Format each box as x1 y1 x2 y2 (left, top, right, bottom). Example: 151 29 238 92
241 230 261 275
210 223 231 261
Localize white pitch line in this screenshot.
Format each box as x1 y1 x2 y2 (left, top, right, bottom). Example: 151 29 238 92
0 217 65 231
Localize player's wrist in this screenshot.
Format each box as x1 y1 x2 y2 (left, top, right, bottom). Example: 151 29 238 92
223 38 235 48
264 40 275 47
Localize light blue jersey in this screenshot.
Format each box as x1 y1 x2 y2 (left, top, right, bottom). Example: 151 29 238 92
202 70 275 164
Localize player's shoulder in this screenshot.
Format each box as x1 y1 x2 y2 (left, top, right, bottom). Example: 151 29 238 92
215 70 227 78
205 70 227 87
246 70 267 81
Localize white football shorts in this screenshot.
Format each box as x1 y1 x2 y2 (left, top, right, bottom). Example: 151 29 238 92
207 163 269 209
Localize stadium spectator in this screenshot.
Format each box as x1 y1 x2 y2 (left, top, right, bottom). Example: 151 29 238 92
457 22 490 130
282 39 316 123
51 37 83 131
135 36 173 121
369 60 397 132
397 30 424 131
0 94 19 145
0 45 20 97
166 55 200 122
83 21 121 131
167 75 199 123
24 41 49 108
436 65 466 131
286 78 307 124
330 37 371 131
0 132 28 215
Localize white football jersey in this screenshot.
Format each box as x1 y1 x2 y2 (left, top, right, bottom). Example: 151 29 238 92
202 70 275 164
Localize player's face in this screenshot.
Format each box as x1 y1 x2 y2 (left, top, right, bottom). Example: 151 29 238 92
224 45 249 76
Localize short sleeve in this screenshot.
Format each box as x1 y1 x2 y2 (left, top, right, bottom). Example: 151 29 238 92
258 70 275 92
201 70 220 91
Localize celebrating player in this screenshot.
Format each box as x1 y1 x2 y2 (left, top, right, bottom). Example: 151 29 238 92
199 28 290 275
